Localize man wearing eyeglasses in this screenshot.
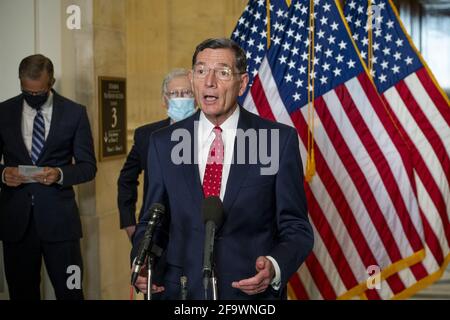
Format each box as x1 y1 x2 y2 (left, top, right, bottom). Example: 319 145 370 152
0 54 97 299
131 38 313 300
117 69 196 241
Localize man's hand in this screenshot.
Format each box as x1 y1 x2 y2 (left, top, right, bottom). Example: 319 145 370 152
3 167 27 187
125 225 136 241
32 167 61 185
231 256 275 295
133 266 165 295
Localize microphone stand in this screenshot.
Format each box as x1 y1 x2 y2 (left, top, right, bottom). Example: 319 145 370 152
211 267 218 300
145 254 155 300
180 276 188 300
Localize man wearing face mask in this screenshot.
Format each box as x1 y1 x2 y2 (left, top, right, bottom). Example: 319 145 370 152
117 68 195 241
0 54 97 299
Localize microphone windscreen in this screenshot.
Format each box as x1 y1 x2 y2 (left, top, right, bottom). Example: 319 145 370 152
149 203 165 217
201 196 224 226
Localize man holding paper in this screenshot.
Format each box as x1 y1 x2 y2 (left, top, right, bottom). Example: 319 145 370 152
0 54 97 300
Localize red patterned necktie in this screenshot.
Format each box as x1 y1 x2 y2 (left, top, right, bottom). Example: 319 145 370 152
203 126 224 198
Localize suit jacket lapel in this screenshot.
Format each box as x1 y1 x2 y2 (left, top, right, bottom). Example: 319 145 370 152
222 106 252 216
182 111 203 213
11 96 34 164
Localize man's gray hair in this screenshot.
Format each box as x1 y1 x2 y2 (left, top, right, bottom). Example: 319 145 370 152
161 68 190 96
192 38 247 74
19 54 55 85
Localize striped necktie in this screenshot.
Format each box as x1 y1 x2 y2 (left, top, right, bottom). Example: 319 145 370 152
31 109 45 164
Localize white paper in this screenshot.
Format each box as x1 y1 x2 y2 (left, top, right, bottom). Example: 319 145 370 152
18 165 44 183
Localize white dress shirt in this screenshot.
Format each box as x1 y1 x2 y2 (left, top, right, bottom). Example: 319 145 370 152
197 106 239 201
197 106 281 290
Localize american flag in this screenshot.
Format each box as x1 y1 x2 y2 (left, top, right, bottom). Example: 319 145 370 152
345 0 450 298
231 0 435 299
232 0 289 104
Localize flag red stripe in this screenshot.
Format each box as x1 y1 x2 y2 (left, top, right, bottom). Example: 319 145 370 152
357 73 417 177
395 79 450 187
413 164 450 245
342 79 436 293
409 259 429 281
421 212 445 264
378 94 417 151
291 107 388 298
415 67 450 126
384 271 407 295
365 288 382 300
390 81 450 244
289 272 309 300
338 81 424 253
290 109 379 268
314 92 405 261
316 91 412 294
379 93 449 260
356 73 444 293
305 253 337 299
292 106 407 296
249 76 276 121
304 182 359 290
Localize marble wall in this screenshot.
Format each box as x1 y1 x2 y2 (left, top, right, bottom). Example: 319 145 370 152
92 0 131 299
126 0 247 131
58 0 130 300
59 0 99 299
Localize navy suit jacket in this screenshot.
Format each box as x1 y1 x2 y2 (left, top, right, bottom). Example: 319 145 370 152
0 91 97 242
132 107 313 300
117 118 170 229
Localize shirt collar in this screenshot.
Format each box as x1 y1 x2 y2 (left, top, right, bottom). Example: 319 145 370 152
199 105 240 136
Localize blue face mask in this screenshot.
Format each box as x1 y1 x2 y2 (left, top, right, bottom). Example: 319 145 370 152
167 98 196 122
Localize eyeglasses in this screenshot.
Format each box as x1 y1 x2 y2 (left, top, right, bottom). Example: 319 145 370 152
165 89 194 99
192 65 243 81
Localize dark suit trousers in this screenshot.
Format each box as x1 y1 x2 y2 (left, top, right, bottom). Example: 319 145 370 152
2 211 84 300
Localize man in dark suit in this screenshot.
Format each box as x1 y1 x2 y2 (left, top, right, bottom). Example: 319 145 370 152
132 38 313 300
0 54 96 300
117 69 195 241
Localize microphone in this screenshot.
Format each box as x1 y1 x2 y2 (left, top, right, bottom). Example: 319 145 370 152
131 203 165 286
180 276 188 300
201 196 224 297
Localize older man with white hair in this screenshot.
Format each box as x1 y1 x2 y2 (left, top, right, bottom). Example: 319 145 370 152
117 68 196 240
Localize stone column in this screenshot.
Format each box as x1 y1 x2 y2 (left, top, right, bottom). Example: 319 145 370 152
60 0 129 299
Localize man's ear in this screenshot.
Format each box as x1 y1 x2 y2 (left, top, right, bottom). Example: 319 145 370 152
188 70 194 84
239 73 249 96
162 95 169 108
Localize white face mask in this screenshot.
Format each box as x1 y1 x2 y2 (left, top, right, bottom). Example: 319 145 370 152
167 98 196 122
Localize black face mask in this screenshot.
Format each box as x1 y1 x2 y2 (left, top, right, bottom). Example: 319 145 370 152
22 90 49 110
